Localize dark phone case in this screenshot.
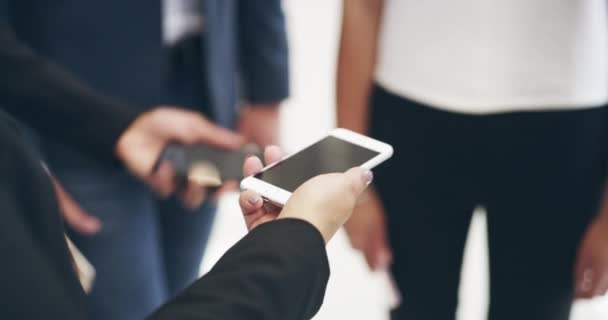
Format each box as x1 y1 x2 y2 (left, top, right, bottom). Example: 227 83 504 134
155 143 262 188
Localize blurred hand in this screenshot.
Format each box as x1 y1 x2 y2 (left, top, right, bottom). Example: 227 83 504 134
575 216 608 299
239 146 373 243
345 189 392 271
50 176 101 236
116 107 244 208
238 103 280 147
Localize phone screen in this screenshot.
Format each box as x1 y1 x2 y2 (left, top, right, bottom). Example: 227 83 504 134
255 136 380 192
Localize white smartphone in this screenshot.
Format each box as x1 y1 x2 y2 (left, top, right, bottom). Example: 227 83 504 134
240 128 393 206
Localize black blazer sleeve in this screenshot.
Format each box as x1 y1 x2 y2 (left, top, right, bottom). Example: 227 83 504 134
0 117 330 319
150 219 330 320
0 114 90 319
0 27 140 163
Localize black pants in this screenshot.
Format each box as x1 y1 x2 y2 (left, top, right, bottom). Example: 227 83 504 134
370 86 608 320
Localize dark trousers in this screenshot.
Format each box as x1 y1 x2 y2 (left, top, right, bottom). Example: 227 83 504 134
370 85 608 320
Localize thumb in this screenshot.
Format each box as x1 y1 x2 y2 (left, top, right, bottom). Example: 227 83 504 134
195 120 244 150
342 167 374 198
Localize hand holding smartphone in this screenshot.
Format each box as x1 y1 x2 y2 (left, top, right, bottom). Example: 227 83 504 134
240 128 393 206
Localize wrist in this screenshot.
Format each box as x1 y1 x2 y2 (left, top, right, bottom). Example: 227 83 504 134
114 125 133 164
114 110 149 164
115 122 136 162
336 112 370 135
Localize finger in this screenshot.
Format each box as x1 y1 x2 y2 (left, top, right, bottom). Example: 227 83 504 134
262 201 282 215
62 205 103 235
574 256 586 296
180 182 207 209
343 167 374 197
243 156 264 178
370 242 393 271
155 109 208 145
149 162 175 198
249 200 283 230
51 177 102 235
592 272 608 297
239 191 267 231
371 246 393 271
574 254 593 298
263 145 282 165
576 266 597 298
192 117 245 150
212 181 239 201
239 190 264 216
363 230 393 271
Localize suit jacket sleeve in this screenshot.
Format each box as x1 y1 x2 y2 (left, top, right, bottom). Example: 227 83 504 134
149 219 330 320
1 113 330 319
0 27 140 163
237 0 290 105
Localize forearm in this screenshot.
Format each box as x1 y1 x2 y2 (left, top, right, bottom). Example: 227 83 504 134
336 0 384 134
149 219 329 320
0 28 140 163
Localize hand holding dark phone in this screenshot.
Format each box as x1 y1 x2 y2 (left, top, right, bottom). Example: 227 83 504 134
155 143 262 189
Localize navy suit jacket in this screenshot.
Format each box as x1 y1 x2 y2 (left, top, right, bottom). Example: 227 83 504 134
0 0 289 128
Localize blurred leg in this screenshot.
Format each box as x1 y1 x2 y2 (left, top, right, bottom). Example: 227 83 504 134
59 170 166 320
484 107 607 320
383 185 475 320
370 86 480 319
159 198 218 296
160 32 217 296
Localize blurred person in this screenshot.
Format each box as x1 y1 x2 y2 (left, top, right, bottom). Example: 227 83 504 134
0 1 289 319
337 0 608 319
0 28 372 320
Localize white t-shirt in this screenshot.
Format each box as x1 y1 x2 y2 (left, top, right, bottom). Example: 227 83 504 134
162 0 204 46
374 0 608 114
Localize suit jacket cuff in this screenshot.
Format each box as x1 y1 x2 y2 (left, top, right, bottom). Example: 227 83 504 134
239 69 290 105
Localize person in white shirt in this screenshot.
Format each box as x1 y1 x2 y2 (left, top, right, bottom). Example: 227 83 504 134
337 1 608 319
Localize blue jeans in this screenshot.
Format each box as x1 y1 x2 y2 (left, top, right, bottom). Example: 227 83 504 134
57 168 217 320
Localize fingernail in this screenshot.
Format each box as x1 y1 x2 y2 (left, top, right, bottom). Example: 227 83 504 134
248 194 261 205
363 170 374 184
